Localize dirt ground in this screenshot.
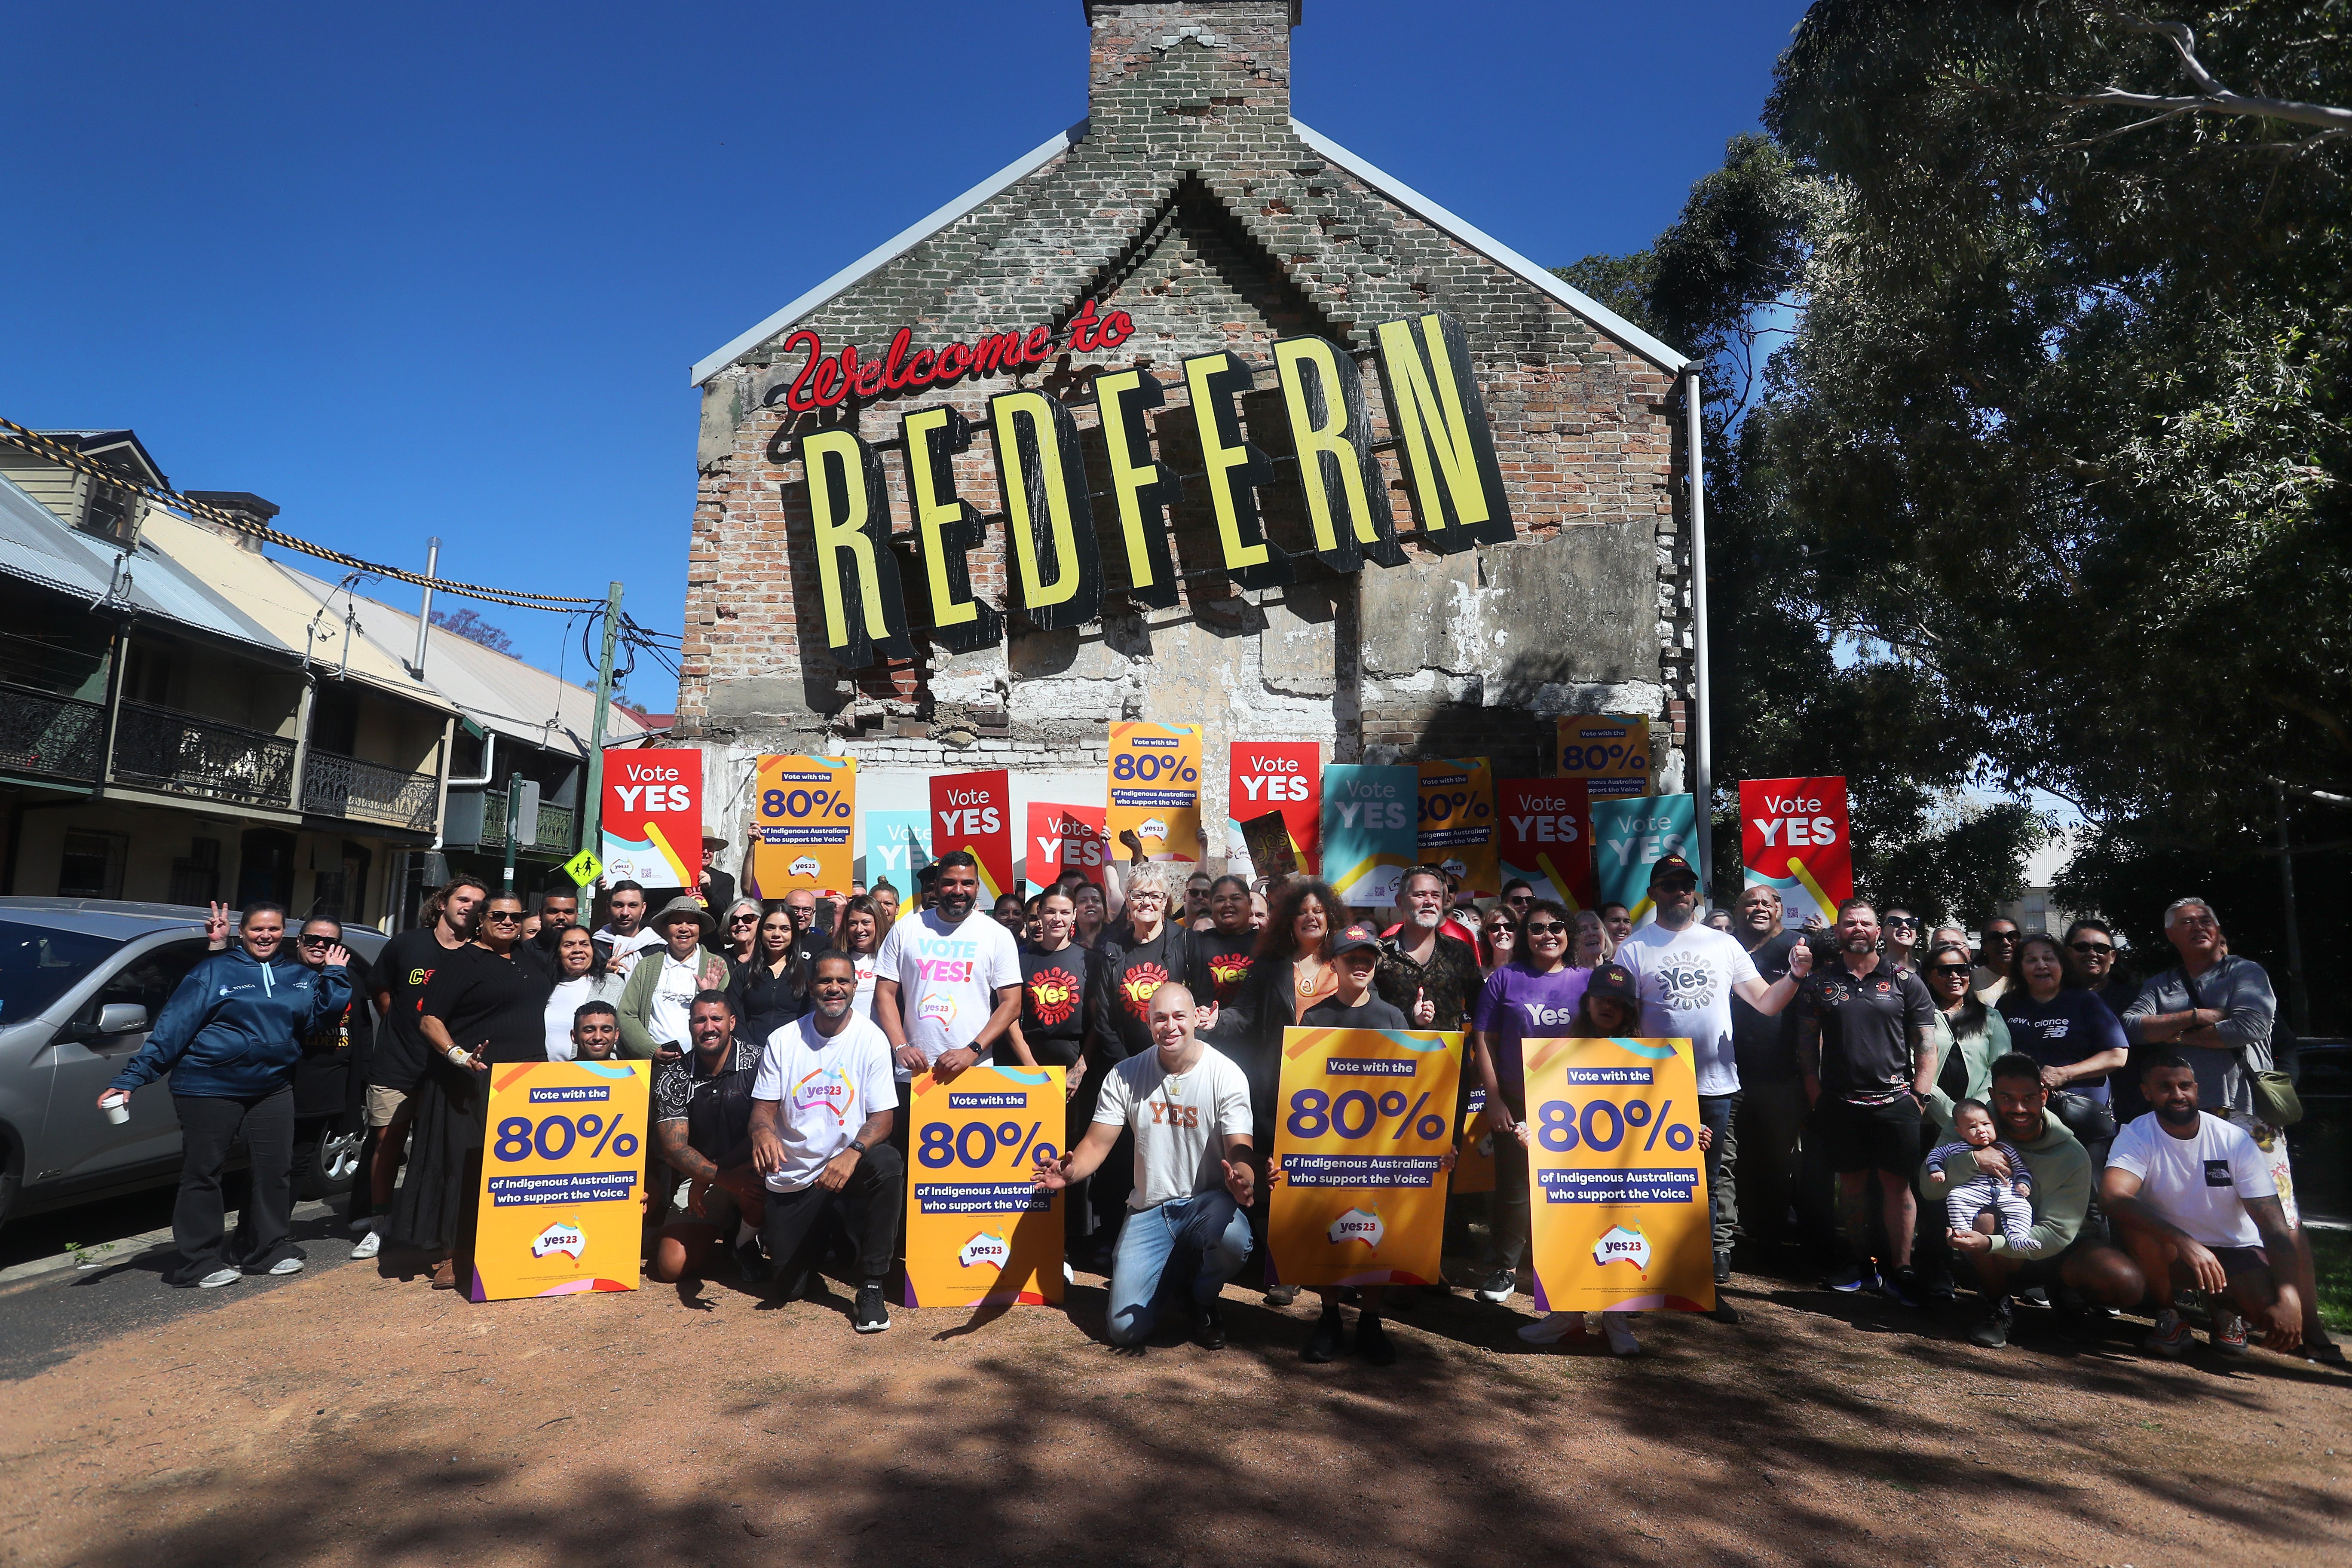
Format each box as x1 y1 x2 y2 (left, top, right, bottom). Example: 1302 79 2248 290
2 1250 2347 1568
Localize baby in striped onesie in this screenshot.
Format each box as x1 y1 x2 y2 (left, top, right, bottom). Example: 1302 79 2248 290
1924 1100 2038 1254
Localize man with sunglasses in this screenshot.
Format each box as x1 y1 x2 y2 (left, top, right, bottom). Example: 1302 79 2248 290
1973 919 2021 1004
1615 854 1813 1300
2062 919 2135 1014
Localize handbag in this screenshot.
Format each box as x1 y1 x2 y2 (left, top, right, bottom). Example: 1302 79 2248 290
2184 969 2303 1129
2049 1087 2119 1145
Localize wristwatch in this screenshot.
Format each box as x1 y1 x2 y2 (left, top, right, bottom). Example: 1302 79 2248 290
847 1139 869 1156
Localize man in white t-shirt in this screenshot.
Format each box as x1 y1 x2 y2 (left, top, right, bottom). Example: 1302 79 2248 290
2103 1050 2303 1360
1035 983 1254 1350
873 852 1023 1109
749 952 903 1335
1613 853 1808 1299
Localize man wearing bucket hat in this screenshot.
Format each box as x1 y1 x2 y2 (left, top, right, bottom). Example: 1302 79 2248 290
1613 852 1813 1305
618 895 732 1062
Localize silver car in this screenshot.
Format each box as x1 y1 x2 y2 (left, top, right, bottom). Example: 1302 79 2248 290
0 898 385 1230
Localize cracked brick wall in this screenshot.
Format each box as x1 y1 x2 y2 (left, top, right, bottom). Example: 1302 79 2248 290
679 0 1687 853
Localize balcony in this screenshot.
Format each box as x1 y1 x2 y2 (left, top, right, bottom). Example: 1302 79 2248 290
302 749 440 835
110 699 295 808
0 680 105 782
475 788 576 858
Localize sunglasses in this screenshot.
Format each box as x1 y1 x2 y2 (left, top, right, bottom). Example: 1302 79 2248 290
1654 880 1698 894
484 910 524 924
1523 922 1569 937
1885 916 1919 928
296 934 336 947
1927 963 1973 977
2069 940 2113 955
729 915 759 925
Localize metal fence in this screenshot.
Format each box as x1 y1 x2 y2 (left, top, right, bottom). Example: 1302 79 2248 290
302 748 440 833
110 699 296 808
0 680 105 781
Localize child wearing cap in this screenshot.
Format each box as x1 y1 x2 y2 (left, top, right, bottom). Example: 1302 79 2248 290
1298 924 1437 1030
1281 921 1445 1367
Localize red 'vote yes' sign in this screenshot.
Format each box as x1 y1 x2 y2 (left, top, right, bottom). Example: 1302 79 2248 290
1738 776 1853 928
1228 741 1321 874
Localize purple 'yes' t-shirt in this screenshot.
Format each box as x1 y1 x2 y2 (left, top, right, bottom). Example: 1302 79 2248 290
1470 964 1592 1103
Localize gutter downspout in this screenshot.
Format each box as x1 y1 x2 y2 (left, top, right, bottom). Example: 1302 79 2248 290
1685 367 1714 902
407 536 440 680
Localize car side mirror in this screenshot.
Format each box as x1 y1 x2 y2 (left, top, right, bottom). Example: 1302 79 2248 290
96 1002 149 1035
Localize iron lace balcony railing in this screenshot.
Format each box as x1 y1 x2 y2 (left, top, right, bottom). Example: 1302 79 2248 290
110 699 295 808
0 680 105 781
477 788 576 856
302 749 440 834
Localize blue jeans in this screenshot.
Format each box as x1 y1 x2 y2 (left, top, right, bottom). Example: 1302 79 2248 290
1104 1190 1252 1346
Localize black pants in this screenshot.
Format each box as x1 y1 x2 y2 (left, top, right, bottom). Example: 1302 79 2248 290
761 1142 905 1295
167 1086 299 1285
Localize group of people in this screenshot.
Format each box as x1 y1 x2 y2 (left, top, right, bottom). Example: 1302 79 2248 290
98 844 2339 1375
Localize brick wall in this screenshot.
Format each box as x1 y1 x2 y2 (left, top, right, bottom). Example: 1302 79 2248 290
678 0 1689 845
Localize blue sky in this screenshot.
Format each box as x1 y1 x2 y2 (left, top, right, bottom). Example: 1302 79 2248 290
0 1 1804 710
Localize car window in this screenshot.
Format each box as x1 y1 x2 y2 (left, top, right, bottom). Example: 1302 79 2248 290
86 940 213 1030
0 920 125 1023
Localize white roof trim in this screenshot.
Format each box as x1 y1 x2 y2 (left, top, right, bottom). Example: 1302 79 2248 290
1291 119 1691 375
689 122 1090 387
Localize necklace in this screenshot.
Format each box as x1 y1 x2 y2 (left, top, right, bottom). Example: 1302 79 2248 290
1295 956 1326 996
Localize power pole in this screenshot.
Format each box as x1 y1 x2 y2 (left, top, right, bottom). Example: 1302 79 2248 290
580 582 625 860
502 770 524 894
2275 779 2310 1033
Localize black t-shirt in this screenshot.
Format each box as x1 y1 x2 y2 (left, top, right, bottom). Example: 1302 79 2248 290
1793 957 1936 1102
1193 930 1258 1008
1731 930 1803 1085
419 944 552 1065
1090 925 1207 1065
294 950 374 1117
1011 943 1099 1068
1299 993 1409 1030
371 928 462 1090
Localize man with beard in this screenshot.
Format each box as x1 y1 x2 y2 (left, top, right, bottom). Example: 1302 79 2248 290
1614 854 1811 1304
1375 865 1481 1032
2103 1051 2302 1358
1794 899 1938 1306
1939 1054 2145 1348
650 991 765 1284
872 851 1023 1163
749 953 902 1332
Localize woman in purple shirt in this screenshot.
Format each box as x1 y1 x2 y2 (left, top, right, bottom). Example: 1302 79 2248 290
1465 900 1590 1307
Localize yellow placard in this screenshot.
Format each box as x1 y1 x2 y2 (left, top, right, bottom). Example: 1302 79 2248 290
1417 756 1499 897
1269 1026 1461 1289
469 1060 650 1302
1555 714 1653 799
1106 721 1204 864
1524 1036 1712 1314
753 755 858 895
900 1065 1066 1308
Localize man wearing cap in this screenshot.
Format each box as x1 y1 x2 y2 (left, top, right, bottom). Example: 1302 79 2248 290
1613 852 1813 1305
618 895 732 1061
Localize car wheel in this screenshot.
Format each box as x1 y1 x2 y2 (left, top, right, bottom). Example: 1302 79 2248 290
305 1118 363 1200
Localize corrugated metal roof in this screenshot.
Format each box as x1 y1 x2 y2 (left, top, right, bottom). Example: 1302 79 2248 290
138 512 455 714
274 564 649 758
0 470 291 655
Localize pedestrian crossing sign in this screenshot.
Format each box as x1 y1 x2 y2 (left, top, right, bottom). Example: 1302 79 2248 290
563 849 602 887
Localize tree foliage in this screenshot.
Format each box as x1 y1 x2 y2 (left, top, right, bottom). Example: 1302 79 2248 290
1567 5 2352 1018
431 606 514 654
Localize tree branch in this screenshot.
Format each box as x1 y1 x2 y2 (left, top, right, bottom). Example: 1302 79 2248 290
2067 12 2352 135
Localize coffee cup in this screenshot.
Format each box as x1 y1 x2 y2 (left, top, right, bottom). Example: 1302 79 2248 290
101 1094 130 1125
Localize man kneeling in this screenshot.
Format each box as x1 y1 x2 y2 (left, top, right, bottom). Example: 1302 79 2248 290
1034 983 1254 1349
748 952 903 1333
2103 1050 2303 1358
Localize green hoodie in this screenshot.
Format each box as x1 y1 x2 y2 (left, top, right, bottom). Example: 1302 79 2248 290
1921 1108 2090 1257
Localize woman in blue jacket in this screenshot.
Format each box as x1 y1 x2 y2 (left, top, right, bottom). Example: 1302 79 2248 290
97 902 351 1288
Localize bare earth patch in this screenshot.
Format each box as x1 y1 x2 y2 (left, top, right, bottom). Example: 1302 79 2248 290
3 1258 2347 1568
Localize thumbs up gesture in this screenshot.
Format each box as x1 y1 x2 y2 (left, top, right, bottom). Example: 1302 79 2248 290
1412 986 1435 1026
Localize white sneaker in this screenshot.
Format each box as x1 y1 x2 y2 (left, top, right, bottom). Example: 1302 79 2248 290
268 1255 305 1276
1602 1311 1640 1357
1063 1260 1075 1284
197 1268 240 1289
351 1223 383 1260
1516 1311 1585 1345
